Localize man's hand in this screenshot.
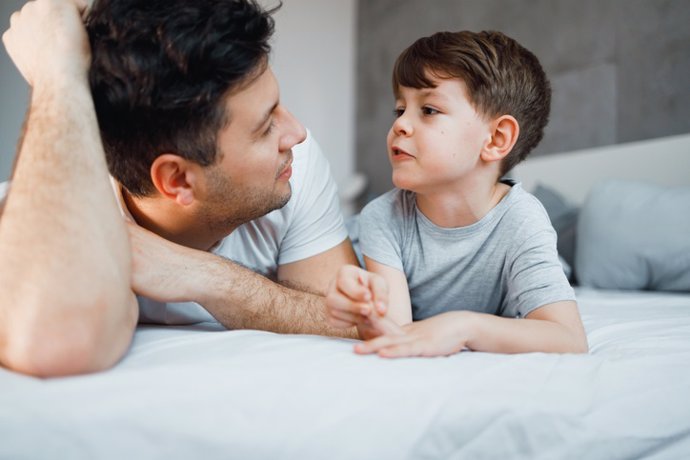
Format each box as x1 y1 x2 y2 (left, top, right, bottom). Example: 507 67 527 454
354 311 471 358
326 265 402 339
2 0 91 87
127 222 204 303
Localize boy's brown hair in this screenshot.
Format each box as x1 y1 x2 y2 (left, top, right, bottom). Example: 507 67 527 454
392 30 551 176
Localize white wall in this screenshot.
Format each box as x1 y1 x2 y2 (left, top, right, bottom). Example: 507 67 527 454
0 0 29 181
0 0 360 207
268 0 360 210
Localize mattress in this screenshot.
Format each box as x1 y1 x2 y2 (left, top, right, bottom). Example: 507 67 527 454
2 288 690 459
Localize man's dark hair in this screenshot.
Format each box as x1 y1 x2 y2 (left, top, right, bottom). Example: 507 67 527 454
87 0 279 196
392 31 551 176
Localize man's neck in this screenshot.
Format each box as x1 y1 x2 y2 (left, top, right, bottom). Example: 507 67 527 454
122 189 225 252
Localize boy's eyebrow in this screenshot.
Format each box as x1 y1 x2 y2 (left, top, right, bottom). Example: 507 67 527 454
418 88 446 99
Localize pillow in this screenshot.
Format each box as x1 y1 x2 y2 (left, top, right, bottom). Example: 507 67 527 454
575 180 690 291
531 184 579 280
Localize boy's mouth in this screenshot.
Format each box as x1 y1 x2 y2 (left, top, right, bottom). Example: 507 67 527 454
391 146 415 158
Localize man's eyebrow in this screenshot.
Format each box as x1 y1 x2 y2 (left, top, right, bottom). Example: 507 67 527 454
253 100 279 134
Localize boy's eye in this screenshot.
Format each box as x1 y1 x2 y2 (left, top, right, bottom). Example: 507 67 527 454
393 107 405 117
422 106 439 116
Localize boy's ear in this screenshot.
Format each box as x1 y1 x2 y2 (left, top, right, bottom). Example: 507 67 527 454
481 115 520 163
149 154 200 206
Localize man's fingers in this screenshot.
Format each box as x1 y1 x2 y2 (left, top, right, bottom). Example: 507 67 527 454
327 287 373 315
327 316 356 329
9 10 20 28
329 307 365 326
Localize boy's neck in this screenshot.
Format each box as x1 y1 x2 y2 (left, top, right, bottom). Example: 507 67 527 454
415 175 511 228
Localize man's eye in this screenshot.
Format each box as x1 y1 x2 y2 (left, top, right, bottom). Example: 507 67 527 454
393 108 405 117
422 106 439 116
263 120 275 136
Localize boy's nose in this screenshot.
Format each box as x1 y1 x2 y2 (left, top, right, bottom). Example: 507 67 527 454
392 115 412 137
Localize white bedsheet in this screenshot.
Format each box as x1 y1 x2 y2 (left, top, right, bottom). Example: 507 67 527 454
2 288 690 459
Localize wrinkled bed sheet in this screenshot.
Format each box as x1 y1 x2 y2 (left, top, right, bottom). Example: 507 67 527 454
2 288 690 459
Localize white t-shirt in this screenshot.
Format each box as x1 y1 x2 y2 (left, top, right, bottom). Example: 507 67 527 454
1 132 348 325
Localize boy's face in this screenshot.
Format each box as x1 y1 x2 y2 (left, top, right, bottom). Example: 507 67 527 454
387 75 492 194
196 66 307 233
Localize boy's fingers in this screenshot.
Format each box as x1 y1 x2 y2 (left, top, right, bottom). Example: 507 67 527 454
367 314 404 336
336 266 372 302
355 333 409 354
378 343 418 359
367 274 389 315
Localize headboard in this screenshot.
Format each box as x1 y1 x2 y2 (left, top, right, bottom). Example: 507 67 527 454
512 133 690 205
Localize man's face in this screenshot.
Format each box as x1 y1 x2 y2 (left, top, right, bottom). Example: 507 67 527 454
197 66 307 234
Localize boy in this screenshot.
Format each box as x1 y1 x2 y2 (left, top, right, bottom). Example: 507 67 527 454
326 31 588 357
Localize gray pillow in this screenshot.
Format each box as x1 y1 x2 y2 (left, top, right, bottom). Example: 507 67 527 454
531 184 579 280
575 180 690 291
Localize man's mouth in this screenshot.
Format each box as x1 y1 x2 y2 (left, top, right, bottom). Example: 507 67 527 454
276 154 293 179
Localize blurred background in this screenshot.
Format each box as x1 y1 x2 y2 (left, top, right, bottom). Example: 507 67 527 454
1 0 689 211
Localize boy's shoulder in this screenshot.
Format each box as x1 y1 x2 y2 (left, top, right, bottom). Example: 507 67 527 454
498 183 554 235
361 188 416 220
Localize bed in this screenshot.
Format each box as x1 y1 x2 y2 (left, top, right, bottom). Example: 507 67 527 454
2 134 690 459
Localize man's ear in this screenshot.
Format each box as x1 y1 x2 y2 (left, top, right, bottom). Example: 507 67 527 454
149 154 199 206
481 115 519 163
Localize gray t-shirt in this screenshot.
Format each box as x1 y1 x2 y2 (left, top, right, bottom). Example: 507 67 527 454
359 183 575 320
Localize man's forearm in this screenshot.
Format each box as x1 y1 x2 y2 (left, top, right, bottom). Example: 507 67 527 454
191 252 358 338
0 80 136 374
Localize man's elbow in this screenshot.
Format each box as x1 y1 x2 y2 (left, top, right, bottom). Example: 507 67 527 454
2 298 137 378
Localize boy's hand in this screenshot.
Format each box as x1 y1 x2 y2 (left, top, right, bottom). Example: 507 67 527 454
355 311 472 358
2 0 91 88
326 265 393 336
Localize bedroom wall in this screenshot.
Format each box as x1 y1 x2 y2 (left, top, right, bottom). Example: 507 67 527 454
0 0 28 183
356 0 690 199
0 0 358 201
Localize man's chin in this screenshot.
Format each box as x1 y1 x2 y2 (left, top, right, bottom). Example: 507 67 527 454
271 186 292 212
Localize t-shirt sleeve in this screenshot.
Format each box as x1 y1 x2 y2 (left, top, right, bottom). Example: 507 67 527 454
358 192 405 271
277 134 348 265
504 209 576 318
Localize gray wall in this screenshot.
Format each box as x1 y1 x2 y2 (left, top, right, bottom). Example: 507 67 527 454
0 0 29 181
356 0 690 198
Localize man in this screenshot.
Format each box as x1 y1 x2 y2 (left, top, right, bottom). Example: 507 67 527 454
0 0 359 377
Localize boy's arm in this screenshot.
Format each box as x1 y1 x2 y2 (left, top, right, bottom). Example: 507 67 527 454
363 257 413 326
324 257 411 339
356 300 588 357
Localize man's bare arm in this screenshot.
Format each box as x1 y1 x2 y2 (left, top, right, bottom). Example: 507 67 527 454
0 0 137 377
129 224 358 337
